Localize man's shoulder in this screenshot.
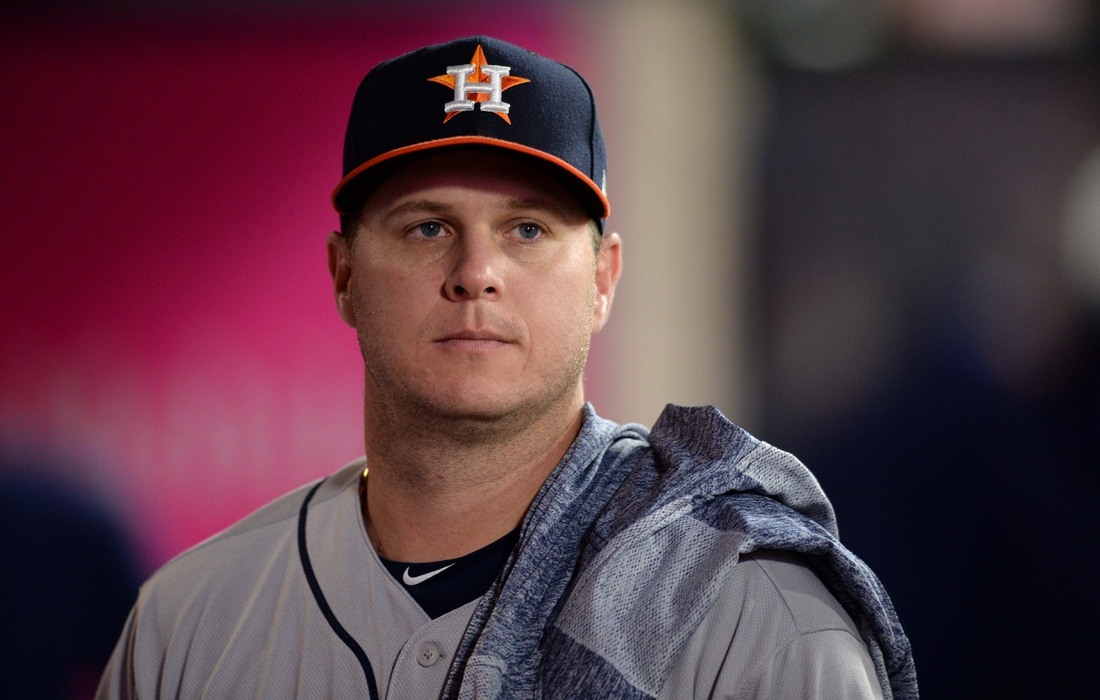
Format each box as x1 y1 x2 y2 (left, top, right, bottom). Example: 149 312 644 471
551 405 893 697
660 550 882 699
138 458 365 608
667 549 865 667
97 459 372 699
741 550 862 637
676 549 865 660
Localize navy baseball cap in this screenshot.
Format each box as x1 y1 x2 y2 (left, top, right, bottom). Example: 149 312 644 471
332 36 609 226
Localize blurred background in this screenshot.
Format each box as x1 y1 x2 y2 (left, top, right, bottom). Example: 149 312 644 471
1 0 1098 697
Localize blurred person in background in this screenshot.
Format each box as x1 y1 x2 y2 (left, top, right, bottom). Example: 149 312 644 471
0 463 141 700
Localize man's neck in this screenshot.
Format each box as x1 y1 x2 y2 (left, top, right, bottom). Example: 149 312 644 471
360 389 586 562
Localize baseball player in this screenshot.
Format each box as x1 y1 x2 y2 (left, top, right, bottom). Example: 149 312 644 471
97 37 916 700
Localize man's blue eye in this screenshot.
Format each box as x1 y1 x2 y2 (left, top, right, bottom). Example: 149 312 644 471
418 222 443 238
517 223 541 240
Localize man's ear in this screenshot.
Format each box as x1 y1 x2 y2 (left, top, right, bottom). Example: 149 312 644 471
327 231 357 329
591 232 622 334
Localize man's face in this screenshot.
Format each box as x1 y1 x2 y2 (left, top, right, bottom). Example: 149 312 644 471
328 149 621 425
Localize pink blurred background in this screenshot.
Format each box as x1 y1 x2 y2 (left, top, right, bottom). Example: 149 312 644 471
0 7 588 568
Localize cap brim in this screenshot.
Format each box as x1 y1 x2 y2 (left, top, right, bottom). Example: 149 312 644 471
331 136 610 220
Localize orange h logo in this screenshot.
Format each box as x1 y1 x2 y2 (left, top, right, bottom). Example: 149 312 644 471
428 45 531 124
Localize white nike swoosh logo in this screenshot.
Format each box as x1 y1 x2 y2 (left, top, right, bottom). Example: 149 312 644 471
402 563 455 586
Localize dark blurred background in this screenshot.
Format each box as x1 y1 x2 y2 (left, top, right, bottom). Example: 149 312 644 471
2 0 1098 698
747 2 1100 698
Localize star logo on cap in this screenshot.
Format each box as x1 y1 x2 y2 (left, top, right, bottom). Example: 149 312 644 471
428 45 530 124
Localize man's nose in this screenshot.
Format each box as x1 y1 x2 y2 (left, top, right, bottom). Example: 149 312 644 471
443 232 505 301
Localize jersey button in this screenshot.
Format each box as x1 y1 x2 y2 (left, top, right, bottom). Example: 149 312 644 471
417 641 444 667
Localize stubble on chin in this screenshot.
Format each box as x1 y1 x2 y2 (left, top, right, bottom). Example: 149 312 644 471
361 334 590 448
355 318 592 449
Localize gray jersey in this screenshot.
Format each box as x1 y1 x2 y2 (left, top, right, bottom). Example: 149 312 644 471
97 459 883 700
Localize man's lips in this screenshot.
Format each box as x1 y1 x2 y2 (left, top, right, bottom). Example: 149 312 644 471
433 330 515 349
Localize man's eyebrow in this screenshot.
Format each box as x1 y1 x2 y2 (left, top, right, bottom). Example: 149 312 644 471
382 199 455 222
501 197 573 219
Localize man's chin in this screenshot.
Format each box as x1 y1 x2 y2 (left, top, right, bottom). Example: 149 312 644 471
403 377 579 430
409 390 528 424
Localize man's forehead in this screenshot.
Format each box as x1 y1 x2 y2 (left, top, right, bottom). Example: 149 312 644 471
379 195 573 222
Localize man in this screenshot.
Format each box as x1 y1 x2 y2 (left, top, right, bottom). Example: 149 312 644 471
97 37 916 699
